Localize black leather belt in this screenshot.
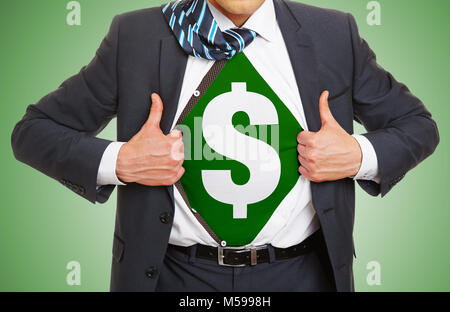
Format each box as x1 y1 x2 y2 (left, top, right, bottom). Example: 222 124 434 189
169 231 322 267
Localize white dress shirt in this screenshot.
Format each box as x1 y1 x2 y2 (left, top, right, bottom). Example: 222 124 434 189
96 0 380 248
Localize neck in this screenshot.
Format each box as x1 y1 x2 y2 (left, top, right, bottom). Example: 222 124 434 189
208 0 252 27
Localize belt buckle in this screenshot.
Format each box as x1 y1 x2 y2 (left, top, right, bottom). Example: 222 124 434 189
217 245 266 267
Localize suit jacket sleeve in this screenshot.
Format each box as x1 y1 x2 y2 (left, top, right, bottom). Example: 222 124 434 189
11 15 122 203
347 13 439 197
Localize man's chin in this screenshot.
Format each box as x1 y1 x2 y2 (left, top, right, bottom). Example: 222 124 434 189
210 0 265 17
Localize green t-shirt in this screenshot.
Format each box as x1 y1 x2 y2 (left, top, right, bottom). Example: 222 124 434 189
178 52 303 246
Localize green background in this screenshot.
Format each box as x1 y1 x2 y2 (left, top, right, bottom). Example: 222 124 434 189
0 0 448 291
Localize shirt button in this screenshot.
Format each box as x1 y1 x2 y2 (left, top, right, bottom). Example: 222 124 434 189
159 212 171 224
146 267 158 279
193 90 200 97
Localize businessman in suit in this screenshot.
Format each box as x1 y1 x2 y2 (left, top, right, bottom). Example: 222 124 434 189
11 0 439 292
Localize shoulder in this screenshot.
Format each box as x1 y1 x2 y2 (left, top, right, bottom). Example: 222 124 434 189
280 0 357 51
112 6 172 38
282 0 352 35
283 0 350 21
116 7 163 22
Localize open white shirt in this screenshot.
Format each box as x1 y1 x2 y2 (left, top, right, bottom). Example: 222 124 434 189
97 0 380 248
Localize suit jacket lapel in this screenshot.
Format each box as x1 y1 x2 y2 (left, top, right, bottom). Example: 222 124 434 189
274 0 329 215
159 36 188 134
274 0 321 132
159 35 188 206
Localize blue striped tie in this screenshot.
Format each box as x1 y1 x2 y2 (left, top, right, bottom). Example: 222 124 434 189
161 0 258 60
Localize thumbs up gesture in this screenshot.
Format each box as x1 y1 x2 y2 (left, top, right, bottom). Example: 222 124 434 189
297 91 362 182
116 93 185 186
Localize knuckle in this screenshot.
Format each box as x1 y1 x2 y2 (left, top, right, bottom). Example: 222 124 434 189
170 172 181 184
298 146 304 155
170 164 179 174
305 150 314 161
168 151 184 166
311 172 324 182
168 157 179 166
163 141 173 151
165 174 176 185
310 174 319 182
172 158 183 168
170 139 179 150
176 140 185 153
304 150 311 159
168 138 183 152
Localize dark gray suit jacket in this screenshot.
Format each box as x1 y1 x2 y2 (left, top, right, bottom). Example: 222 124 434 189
11 0 439 291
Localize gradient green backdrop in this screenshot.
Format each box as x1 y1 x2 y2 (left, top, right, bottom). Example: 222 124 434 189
0 0 448 292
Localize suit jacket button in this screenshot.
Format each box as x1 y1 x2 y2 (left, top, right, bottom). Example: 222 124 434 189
146 267 158 279
159 212 171 224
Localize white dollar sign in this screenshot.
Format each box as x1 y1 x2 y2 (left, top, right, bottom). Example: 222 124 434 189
201 82 281 219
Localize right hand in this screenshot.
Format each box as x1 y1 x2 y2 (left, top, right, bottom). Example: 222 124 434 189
116 93 185 186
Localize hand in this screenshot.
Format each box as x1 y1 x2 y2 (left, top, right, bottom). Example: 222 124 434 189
297 91 362 182
116 93 185 186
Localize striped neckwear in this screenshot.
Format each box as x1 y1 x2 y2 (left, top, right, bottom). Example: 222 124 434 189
161 0 258 60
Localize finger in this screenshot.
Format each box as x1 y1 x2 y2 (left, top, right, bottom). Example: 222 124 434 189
297 130 315 145
318 90 334 126
170 139 185 161
298 165 312 180
297 144 308 158
168 129 183 139
172 166 185 184
146 93 164 128
298 148 313 167
297 153 312 170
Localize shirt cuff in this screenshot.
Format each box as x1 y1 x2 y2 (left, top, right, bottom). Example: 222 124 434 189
351 134 381 183
96 142 127 186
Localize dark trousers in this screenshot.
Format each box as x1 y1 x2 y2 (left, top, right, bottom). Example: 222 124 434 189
155 236 336 292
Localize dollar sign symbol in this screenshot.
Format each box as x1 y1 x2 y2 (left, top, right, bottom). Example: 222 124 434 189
201 82 281 219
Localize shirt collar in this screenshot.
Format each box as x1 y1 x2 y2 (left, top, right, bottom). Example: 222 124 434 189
207 0 277 42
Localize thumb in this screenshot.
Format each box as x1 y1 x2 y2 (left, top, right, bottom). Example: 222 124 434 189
318 90 334 127
146 93 164 129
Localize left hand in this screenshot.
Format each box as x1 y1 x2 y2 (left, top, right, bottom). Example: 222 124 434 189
297 90 362 182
